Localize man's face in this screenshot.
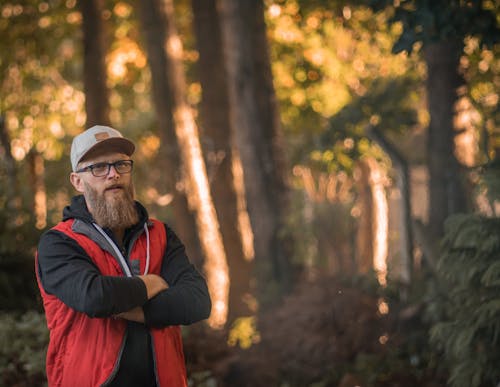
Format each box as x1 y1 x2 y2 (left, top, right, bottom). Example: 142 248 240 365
70 151 138 229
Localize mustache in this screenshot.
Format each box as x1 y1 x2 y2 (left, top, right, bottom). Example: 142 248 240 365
105 184 125 191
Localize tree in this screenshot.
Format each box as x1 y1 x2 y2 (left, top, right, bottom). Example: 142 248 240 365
368 0 500 247
137 0 230 328
217 0 294 308
135 0 202 266
191 0 255 322
78 0 111 127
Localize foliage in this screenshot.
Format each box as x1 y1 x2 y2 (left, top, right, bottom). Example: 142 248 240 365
367 0 500 53
0 200 41 311
0 311 48 387
0 0 83 161
318 75 423 172
428 214 500 387
478 158 500 203
227 316 260 349
266 1 426 171
462 37 500 163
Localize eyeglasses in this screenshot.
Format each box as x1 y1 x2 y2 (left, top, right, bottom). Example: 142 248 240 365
76 160 134 177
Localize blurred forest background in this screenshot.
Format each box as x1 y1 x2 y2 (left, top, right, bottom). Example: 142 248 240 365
1 0 499 386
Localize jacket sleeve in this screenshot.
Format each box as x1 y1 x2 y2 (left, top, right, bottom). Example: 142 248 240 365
142 225 211 328
37 229 148 318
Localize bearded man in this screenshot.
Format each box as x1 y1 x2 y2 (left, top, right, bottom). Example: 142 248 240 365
36 125 211 387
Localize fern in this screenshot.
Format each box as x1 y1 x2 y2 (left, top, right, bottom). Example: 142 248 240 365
428 214 500 387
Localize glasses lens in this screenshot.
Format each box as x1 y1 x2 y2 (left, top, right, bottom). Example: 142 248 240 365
92 163 110 177
115 160 133 173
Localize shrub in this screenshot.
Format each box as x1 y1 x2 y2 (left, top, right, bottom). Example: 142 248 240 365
0 310 48 387
429 214 500 387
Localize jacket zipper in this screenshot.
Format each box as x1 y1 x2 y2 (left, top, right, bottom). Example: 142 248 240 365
150 334 161 386
100 329 128 387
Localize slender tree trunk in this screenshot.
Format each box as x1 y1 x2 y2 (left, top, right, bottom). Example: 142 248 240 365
0 116 19 209
192 0 254 323
28 150 47 230
136 0 202 266
355 159 374 274
251 0 293 291
78 0 110 127
355 157 389 285
217 0 292 309
424 40 468 240
367 126 413 285
138 0 229 328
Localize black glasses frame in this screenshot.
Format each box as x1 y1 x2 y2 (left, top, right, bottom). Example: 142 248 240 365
76 160 134 177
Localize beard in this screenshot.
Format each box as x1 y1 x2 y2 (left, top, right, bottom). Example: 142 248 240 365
84 180 139 230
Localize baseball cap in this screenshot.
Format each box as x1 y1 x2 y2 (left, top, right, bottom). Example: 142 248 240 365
70 125 135 171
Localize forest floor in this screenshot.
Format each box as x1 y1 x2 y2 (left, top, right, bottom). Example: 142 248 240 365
184 273 448 387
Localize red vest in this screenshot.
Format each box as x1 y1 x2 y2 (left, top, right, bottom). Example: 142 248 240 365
36 219 187 387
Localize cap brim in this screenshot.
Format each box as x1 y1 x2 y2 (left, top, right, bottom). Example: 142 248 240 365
78 137 135 164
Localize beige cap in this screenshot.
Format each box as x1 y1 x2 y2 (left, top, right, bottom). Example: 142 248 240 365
70 125 135 171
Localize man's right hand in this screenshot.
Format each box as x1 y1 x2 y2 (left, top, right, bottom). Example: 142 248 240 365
137 274 169 300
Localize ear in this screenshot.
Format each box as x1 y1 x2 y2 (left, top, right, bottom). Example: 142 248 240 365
70 172 85 193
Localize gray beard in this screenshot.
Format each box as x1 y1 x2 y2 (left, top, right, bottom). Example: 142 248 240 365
84 181 139 230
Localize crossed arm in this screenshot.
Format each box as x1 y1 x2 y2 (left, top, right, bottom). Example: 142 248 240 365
114 274 168 323
37 225 211 327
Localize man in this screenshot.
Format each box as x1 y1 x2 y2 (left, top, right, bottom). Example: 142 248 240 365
36 125 211 387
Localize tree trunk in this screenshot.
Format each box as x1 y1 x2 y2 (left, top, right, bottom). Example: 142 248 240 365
192 0 254 323
424 41 468 240
217 0 293 309
78 0 110 127
355 157 389 285
355 159 375 275
138 0 229 328
28 150 47 230
136 0 202 267
0 116 19 210
367 126 413 285
251 0 294 292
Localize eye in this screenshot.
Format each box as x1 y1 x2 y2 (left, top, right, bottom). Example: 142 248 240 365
92 162 109 174
115 160 128 168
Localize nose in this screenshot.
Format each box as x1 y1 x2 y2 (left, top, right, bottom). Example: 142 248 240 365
106 164 121 178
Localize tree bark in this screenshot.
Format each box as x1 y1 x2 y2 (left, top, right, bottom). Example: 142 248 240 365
0 116 19 209
138 0 229 328
192 0 254 323
424 41 468 240
355 159 375 275
136 0 202 267
217 0 293 308
78 0 110 127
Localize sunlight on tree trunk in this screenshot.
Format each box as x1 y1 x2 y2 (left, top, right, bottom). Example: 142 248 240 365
231 149 254 262
354 158 389 285
367 126 412 285
192 0 254 323
136 0 203 267
174 105 230 328
368 158 388 286
218 0 293 308
454 94 480 168
158 0 229 328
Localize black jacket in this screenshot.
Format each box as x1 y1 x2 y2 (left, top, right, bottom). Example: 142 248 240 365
37 195 211 386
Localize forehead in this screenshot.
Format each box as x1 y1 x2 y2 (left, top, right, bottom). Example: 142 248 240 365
79 152 130 167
